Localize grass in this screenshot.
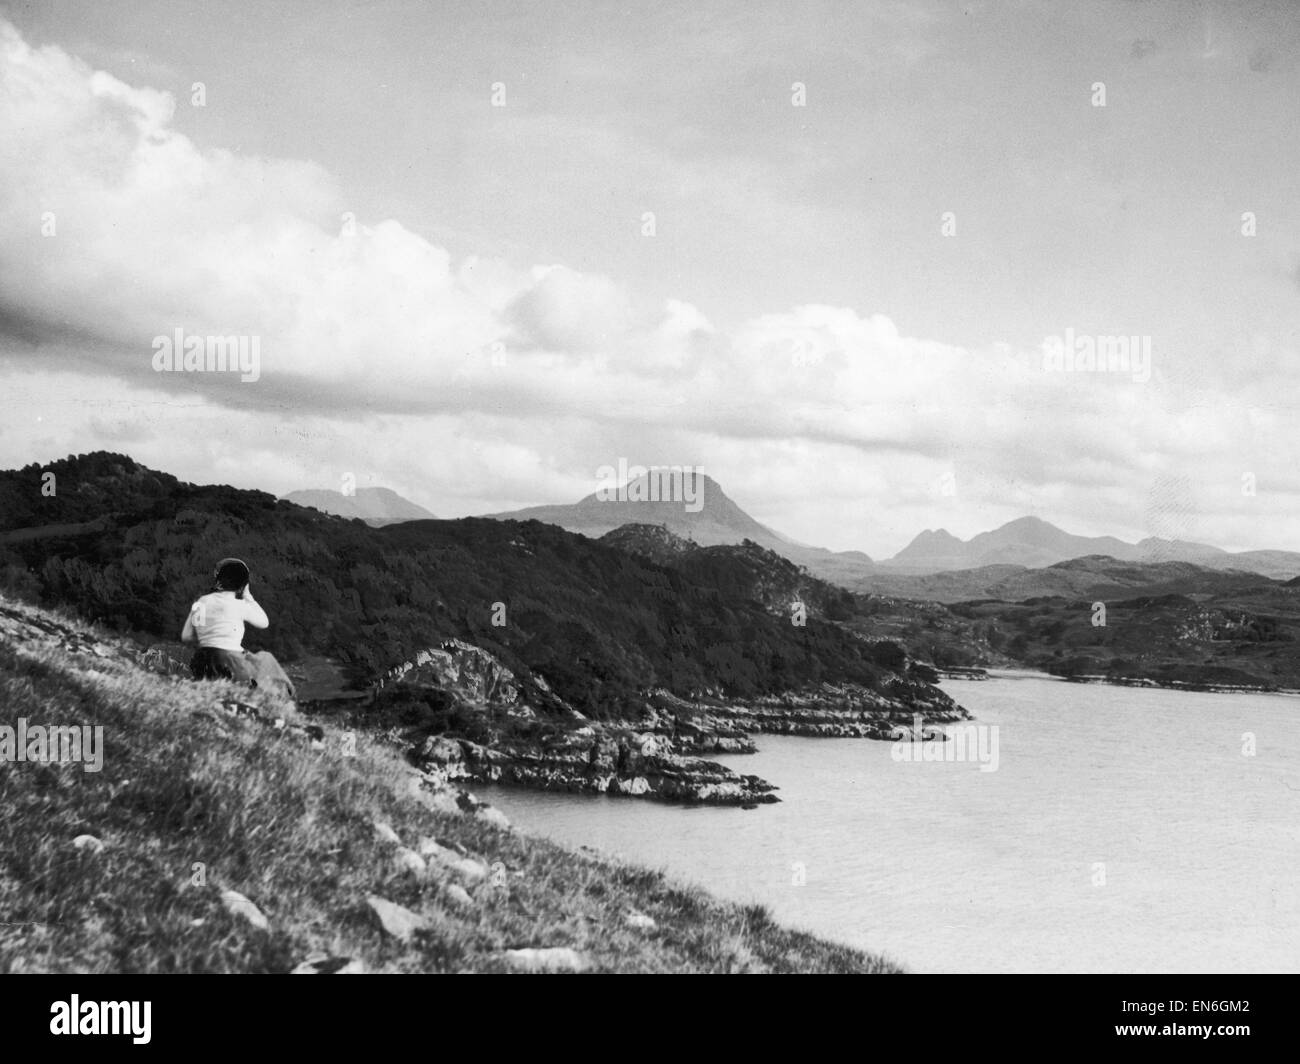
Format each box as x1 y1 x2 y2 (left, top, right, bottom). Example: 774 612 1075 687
0 593 901 973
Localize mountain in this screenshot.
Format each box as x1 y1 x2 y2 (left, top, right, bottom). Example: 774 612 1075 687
488 472 783 547
281 487 435 526
888 516 1139 571
884 516 1300 579
486 472 875 584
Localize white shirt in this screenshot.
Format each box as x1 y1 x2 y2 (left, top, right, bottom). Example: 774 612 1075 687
181 591 269 651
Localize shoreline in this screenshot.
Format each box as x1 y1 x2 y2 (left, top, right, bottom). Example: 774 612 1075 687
943 665 1300 697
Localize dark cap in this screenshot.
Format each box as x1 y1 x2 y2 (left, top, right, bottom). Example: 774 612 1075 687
213 557 250 592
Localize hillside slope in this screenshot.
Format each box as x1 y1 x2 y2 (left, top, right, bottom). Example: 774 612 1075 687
0 593 897 974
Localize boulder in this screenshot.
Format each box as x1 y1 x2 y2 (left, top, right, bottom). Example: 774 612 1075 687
501 947 588 973
420 736 465 764
372 821 402 845
393 848 426 876
418 837 460 864
221 889 269 930
72 834 105 854
365 895 425 942
450 857 490 883
475 806 511 831
445 884 474 908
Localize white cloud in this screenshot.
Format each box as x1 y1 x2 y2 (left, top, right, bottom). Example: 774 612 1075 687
2 17 1299 556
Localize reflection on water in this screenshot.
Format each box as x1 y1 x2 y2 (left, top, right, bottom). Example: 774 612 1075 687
483 675 1300 972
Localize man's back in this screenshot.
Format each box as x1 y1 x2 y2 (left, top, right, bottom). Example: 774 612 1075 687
181 590 269 651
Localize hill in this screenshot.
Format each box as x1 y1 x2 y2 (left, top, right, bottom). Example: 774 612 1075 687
0 592 895 973
281 487 436 526
853 558 1300 691
883 516 1300 578
944 581 1300 690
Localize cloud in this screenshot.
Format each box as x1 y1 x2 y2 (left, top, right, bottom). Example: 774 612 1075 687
506 266 632 354
2 16 1300 556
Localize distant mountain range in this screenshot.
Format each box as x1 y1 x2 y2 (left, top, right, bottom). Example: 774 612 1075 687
285 476 1300 586
281 488 435 526
882 515 1300 578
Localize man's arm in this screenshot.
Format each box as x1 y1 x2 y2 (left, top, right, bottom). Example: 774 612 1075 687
180 605 197 644
241 587 270 629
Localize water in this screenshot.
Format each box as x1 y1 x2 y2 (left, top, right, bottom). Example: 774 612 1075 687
482 674 1300 972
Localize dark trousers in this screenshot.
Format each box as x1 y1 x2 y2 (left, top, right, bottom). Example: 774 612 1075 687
191 646 255 683
190 647 296 701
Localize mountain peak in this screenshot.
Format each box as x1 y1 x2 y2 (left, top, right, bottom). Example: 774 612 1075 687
282 487 435 526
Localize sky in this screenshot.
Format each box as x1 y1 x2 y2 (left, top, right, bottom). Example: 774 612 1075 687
1 0 1298 556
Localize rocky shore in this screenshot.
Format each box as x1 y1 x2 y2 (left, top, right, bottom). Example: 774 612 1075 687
419 729 779 806
1060 672 1284 694
371 639 972 807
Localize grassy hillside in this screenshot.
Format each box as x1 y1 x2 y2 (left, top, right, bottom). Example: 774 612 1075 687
0 593 898 974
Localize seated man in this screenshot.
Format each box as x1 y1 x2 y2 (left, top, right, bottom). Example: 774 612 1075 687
181 558 293 699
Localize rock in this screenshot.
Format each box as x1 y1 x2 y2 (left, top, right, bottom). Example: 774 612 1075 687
420 736 465 764
588 734 621 773
445 884 474 908
418 837 460 864
291 954 366 975
365 895 425 942
475 805 511 831
501 947 588 973
625 910 656 931
72 834 105 854
424 788 464 815
450 857 490 883
382 640 527 710
220 890 269 930
393 848 427 876
636 733 669 757
373 821 402 846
